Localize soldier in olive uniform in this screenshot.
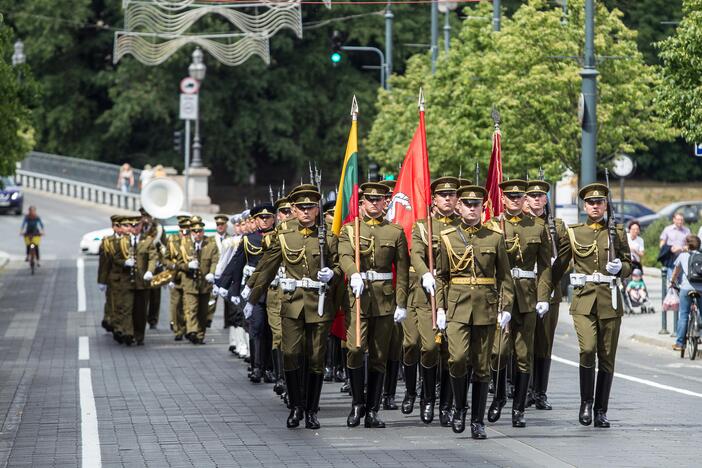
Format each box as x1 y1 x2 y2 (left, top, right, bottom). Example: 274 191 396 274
435 185 514 438
338 182 410 429
97 215 123 333
403 177 462 426
163 216 190 340
486 180 552 428
524 180 569 410
244 187 337 429
177 216 219 344
554 183 631 428
140 208 167 329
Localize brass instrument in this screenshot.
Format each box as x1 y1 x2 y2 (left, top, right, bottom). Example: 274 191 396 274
151 269 175 287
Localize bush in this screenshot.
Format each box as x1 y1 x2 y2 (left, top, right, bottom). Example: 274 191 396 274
641 218 702 267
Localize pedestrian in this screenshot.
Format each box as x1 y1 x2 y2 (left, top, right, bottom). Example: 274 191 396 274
659 213 690 279
627 220 644 272
117 163 134 193
555 183 632 429
670 235 702 352
139 164 154 190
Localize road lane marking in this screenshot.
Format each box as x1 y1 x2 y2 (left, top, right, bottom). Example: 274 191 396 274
79 368 102 468
552 354 702 399
79 337 89 361
77 257 86 312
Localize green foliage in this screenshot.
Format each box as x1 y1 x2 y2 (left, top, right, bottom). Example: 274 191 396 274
657 0 702 144
0 17 38 176
367 0 674 182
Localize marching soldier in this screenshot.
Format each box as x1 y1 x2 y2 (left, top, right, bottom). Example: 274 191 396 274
323 200 347 384
223 204 276 381
338 182 409 428
404 177 461 426
215 214 244 353
487 179 552 428
554 183 631 428
178 216 219 344
525 180 569 410
140 208 167 329
163 216 190 341
244 187 337 429
434 185 514 438
208 214 234 329
97 215 123 333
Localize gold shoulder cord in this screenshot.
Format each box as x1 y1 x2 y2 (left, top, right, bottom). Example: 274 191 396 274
418 222 429 246
441 232 475 274
504 231 523 261
566 227 598 258
180 243 191 262
243 236 263 263
119 237 130 259
168 238 178 258
278 233 306 265
345 225 374 255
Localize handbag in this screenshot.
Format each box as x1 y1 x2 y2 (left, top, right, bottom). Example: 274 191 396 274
662 287 680 313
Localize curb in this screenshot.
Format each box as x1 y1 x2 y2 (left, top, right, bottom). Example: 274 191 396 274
0 251 9 271
629 333 675 350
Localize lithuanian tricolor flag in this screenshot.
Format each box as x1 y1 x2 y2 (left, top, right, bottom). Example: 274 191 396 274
331 115 359 236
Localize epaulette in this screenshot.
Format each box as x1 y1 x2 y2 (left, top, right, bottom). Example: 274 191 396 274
388 222 403 231
277 227 295 235
440 226 457 235
485 219 502 234
533 216 546 226
569 223 584 228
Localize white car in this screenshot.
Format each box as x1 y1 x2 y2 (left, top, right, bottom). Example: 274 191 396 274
79 212 220 255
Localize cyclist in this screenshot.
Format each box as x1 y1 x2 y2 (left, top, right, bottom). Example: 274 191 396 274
20 206 44 265
670 234 702 352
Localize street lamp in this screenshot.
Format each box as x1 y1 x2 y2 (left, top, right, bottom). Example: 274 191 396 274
188 47 206 168
12 40 26 66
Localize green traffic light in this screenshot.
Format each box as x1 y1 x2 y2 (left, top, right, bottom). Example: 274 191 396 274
331 52 342 64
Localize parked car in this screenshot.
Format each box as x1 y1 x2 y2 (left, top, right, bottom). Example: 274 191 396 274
611 200 655 225
637 201 702 230
79 212 218 255
0 176 23 215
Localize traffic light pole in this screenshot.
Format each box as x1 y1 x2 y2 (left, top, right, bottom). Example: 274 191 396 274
385 4 393 89
184 119 191 210
341 46 387 89
580 0 598 191
431 1 438 73
493 0 501 31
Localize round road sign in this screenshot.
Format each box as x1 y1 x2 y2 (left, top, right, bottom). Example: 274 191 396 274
180 77 200 94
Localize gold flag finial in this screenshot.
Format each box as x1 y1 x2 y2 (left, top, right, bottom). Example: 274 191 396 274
351 95 359 121
418 87 425 112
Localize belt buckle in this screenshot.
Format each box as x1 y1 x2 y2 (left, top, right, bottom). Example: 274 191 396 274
592 272 603 283
469 277 477 285
366 270 376 281
510 268 519 278
301 278 311 289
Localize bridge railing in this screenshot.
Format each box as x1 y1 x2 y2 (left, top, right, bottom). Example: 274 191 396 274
16 169 140 211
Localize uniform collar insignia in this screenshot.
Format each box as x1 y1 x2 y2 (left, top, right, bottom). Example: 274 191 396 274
461 222 481 234
434 213 455 224
364 216 383 226
587 218 605 230
299 225 315 236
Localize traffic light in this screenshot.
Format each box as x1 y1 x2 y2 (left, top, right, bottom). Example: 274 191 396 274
173 130 183 154
368 162 379 182
330 30 344 65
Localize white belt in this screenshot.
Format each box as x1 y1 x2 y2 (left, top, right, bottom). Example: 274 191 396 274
570 272 616 287
360 271 393 281
280 277 323 291
511 268 536 279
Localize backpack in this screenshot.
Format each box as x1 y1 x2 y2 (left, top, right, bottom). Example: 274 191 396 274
688 250 702 284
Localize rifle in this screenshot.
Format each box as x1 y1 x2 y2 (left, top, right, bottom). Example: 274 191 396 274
539 168 558 261
604 169 618 307
128 236 136 284
313 162 328 317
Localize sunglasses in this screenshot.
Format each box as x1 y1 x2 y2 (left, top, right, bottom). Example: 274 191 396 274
365 196 384 203
191 229 204 233
279 208 292 215
216 222 227 226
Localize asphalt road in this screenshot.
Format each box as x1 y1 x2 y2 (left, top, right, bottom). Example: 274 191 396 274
0 192 701 468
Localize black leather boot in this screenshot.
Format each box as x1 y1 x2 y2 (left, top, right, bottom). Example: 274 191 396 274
579 366 595 426
470 382 489 439
535 358 553 410
383 361 400 410
250 338 262 383
401 363 417 414
512 372 530 428
364 370 386 428
420 365 437 424
272 349 285 395
594 371 614 428
347 367 365 427
439 365 454 427
526 365 537 408
334 340 345 382
487 369 507 423
450 374 468 434
284 369 304 428
305 372 324 429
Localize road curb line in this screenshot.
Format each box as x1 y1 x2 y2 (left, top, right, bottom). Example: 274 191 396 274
630 333 675 350
0 251 9 270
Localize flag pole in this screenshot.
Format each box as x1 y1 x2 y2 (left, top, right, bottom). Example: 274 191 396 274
418 89 437 330
351 96 362 348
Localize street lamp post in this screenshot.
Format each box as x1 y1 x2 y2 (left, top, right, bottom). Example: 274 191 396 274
493 0 501 32
580 0 598 190
385 4 393 90
430 1 438 73
188 47 206 168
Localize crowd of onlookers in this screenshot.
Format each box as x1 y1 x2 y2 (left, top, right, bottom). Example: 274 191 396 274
117 163 167 193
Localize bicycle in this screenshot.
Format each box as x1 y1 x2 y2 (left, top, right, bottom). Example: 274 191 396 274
682 290 700 360
23 234 41 275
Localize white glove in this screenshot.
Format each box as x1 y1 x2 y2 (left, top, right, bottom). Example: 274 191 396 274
536 301 549 318
143 271 153 282
188 260 199 270
219 287 229 298
243 302 254 319
231 295 241 306
421 272 436 296
212 285 220 295
241 285 251 301
317 267 334 284
437 308 447 330
498 311 512 330
205 273 215 284
124 258 135 267
167 281 176 290
605 258 622 275
393 306 407 323
97 283 107 292
350 273 364 297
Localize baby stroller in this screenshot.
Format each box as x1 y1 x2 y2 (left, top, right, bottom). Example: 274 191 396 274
622 268 655 314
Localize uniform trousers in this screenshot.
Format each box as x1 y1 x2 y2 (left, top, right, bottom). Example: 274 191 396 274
184 292 209 340
282 316 332 373
447 322 494 381
169 287 186 336
492 304 537 374
572 313 621 373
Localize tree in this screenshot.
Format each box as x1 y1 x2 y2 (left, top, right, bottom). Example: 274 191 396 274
0 18 37 176
367 0 673 181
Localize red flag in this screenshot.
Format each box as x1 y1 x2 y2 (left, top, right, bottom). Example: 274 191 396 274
388 110 431 248
484 127 503 221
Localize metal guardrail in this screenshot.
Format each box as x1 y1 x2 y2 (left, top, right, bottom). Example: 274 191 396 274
16 169 140 211
20 151 141 191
